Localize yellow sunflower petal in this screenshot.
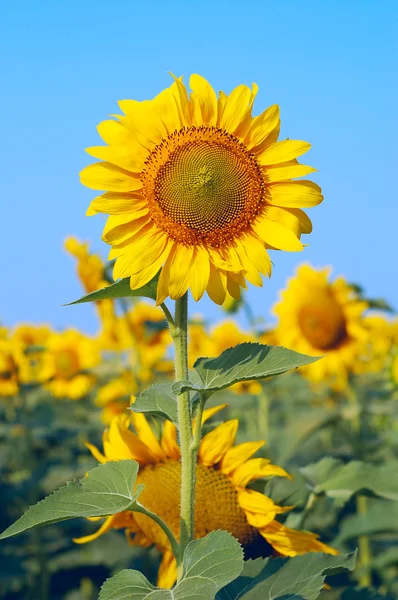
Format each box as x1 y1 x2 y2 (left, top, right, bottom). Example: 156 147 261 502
85 442 106 464
206 264 227 305
220 440 265 475
87 192 147 216
246 104 280 150
80 162 142 192
157 550 177 589
113 229 167 279
105 415 156 464
189 74 217 126
264 206 312 239
220 84 252 133
192 403 228 431
259 521 338 557
73 515 115 544
85 144 148 173
190 247 211 301
151 85 181 134
266 181 323 208
257 140 311 166
129 243 170 291
199 419 238 466
169 74 191 126
265 163 317 183
254 217 304 251
130 413 165 460
238 489 287 528
97 119 131 146
161 420 180 460
118 100 166 148
231 457 291 488
168 243 195 299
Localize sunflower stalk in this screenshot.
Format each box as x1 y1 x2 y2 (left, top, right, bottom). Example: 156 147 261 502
172 293 196 575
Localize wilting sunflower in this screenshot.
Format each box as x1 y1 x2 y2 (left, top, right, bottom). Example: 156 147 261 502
272 264 369 389
80 74 323 305
76 406 336 588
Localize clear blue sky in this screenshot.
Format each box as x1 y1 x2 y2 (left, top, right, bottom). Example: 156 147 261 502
1 0 397 333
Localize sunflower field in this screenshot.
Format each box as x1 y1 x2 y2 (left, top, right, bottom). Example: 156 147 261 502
1 74 397 600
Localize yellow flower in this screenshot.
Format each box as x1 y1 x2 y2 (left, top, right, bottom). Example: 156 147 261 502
81 74 322 305
76 408 336 588
95 371 137 424
12 324 54 385
355 315 398 374
272 264 369 390
45 330 100 400
0 339 19 397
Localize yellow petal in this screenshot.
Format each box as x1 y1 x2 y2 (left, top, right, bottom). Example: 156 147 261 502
97 119 131 145
238 489 286 528
168 244 195 299
237 236 272 277
264 206 312 239
156 250 173 305
85 144 148 173
105 415 156 464
161 420 180 459
199 420 238 466
118 100 166 148
259 521 338 557
87 192 147 216
257 140 311 166
73 515 115 544
129 243 170 291
192 403 228 431
189 74 217 126
206 264 227 305
246 104 280 150
220 84 252 133
80 162 142 192
265 163 317 183
157 550 177 589
266 181 323 208
190 247 211 301
130 412 165 460
226 275 241 300
151 86 181 134
220 440 265 475
104 216 151 246
232 457 291 488
216 90 228 125
85 442 107 464
169 74 191 126
113 229 167 279
254 217 304 251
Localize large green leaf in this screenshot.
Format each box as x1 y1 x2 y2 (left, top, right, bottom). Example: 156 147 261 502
336 500 398 542
99 530 244 599
0 460 142 539
216 552 356 600
131 384 178 424
66 273 159 304
301 458 398 506
173 343 319 396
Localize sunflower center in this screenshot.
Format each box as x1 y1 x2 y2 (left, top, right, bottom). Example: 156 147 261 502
54 349 80 379
135 459 256 550
141 127 265 247
298 293 347 350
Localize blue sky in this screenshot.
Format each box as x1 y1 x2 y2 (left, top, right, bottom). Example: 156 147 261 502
1 0 397 334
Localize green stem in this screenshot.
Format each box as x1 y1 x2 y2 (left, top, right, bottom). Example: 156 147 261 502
257 387 269 440
357 495 372 587
173 293 195 574
160 302 176 331
190 394 206 454
134 504 181 567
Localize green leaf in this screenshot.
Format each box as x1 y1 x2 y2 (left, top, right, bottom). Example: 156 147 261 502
100 530 244 599
65 272 159 304
336 500 398 542
173 343 320 396
130 384 178 424
216 552 356 600
0 460 142 540
341 587 395 599
301 458 398 507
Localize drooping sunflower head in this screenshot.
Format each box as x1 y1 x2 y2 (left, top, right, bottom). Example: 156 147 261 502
77 406 336 588
272 264 369 389
81 74 323 305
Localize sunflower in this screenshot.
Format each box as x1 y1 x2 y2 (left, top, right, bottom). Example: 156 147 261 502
80 74 322 305
45 330 100 400
76 406 336 588
95 371 137 424
0 339 19 397
272 264 369 389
